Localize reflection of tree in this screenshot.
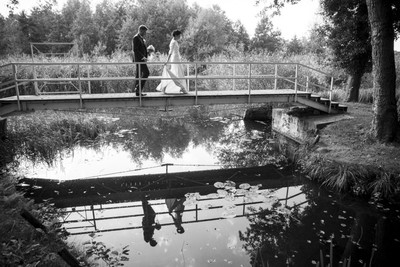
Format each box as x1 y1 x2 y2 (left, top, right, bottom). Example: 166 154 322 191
239 202 302 266
123 118 192 164
217 120 286 168
239 182 400 266
101 115 227 166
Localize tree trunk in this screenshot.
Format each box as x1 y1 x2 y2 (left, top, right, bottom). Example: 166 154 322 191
366 0 399 143
345 72 362 102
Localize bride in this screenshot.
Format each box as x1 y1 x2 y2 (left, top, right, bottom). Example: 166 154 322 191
156 30 188 94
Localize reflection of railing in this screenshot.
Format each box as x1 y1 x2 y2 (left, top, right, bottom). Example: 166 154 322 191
60 186 309 236
0 61 335 112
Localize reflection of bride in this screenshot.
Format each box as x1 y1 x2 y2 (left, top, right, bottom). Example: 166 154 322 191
156 30 188 94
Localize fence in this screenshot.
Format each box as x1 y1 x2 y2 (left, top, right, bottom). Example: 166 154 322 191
0 61 335 111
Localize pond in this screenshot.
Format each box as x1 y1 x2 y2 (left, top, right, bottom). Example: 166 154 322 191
14 107 400 267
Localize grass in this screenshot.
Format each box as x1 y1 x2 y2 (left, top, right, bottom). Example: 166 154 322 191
291 102 400 201
4 110 116 166
0 174 83 267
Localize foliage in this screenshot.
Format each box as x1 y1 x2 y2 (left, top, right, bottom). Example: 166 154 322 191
180 5 236 60
5 110 116 165
0 0 308 59
83 233 129 267
0 174 82 266
319 0 372 75
250 15 283 53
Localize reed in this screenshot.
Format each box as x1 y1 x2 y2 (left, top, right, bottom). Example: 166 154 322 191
1 51 341 95
6 110 116 164
297 151 399 200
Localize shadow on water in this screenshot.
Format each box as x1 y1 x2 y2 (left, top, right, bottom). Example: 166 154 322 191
12 109 400 267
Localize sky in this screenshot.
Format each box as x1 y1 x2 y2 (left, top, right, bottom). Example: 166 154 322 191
0 0 399 50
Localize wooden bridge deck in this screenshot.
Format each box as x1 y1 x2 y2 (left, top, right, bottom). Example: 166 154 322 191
0 89 314 114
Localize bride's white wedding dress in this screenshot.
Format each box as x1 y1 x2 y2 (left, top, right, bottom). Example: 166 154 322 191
156 39 188 94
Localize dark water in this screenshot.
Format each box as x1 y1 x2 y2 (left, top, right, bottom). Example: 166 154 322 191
16 110 400 267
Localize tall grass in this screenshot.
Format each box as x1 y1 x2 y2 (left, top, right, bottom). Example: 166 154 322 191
6 111 116 165
297 152 400 199
2 50 399 106
0 50 341 95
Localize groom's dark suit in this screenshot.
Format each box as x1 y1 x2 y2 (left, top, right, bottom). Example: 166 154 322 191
133 33 149 94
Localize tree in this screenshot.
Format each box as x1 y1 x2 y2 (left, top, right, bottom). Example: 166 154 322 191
285 36 304 55
320 0 371 102
230 20 251 52
93 0 126 55
69 0 98 55
365 0 399 142
259 0 400 143
250 15 283 53
180 5 234 60
118 0 191 54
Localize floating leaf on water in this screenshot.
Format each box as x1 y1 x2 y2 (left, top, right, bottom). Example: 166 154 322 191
249 185 259 192
206 193 219 198
221 210 236 219
224 193 235 202
214 182 224 188
217 189 228 197
235 189 247 195
239 183 251 190
224 180 236 188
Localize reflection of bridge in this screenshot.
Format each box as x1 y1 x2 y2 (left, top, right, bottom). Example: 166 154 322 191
18 165 303 208
18 165 307 235
59 188 308 236
1 61 347 115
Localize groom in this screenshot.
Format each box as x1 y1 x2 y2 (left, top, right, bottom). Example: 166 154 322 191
132 25 149 96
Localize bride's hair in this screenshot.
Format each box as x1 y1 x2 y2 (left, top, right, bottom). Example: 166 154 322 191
172 30 182 37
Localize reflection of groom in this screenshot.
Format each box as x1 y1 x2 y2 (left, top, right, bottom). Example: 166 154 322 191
141 198 161 247
132 25 149 96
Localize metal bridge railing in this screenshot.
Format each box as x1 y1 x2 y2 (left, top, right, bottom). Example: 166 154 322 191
0 61 335 112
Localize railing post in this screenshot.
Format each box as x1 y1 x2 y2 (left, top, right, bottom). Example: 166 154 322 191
87 65 91 94
233 64 236 90
195 62 198 105
294 64 298 102
138 63 142 106
274 64 278 90
77 64 83 109
306 76 309 92
30 44 39 95
12 64 21 111
248 63 252 104
329 76 334 114
187 64 190 92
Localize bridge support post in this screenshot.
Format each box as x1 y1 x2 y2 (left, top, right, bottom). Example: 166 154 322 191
272 107 349 144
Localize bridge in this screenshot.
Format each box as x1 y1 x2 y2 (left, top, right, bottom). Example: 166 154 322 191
0 61 347 116
17 164 306 235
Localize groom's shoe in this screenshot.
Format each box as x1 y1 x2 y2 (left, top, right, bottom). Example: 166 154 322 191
135 88 146 96
135 90 146 96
